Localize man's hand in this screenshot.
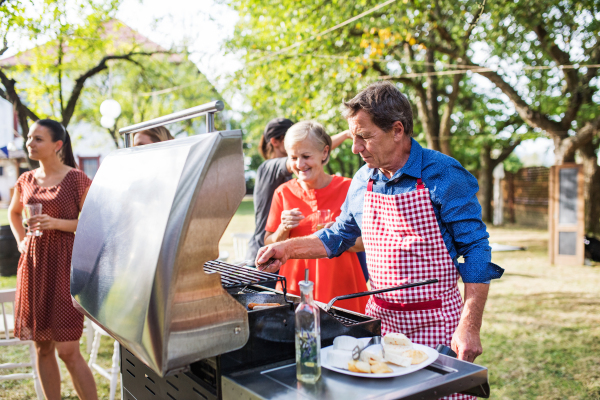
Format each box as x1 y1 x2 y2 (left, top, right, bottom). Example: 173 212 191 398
256 242 289 272
451 321 483 362
255 236 329 272
451 282 489 363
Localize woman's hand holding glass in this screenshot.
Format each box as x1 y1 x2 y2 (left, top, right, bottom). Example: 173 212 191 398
28 214 57 234
280 208 305 231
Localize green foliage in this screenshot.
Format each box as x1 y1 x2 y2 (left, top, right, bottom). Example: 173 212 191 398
76 51 228 145
224 0 536 176
4 0 123 119
480 0 600 131
503 153 523 174
1 1 229 147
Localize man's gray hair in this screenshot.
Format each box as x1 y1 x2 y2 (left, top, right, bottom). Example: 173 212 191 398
342 81 414 136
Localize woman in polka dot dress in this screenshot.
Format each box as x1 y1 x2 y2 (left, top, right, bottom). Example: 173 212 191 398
8 119 98 400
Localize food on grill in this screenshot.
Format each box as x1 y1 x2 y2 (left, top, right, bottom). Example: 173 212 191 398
384 332 412 347
402 349 428 365
248 302 281 310
327 348 353 370
370 361 393 374
384 347 412 367
333 335 363 351
360 347 384 364
348 360 371 373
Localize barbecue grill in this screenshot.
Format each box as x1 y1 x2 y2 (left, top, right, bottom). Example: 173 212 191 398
70 101 491 399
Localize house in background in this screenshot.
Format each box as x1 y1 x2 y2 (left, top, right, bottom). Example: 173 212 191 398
0 20 226 195
0 97 27 206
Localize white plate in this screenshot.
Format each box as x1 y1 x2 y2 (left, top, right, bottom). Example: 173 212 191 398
321 338 439 378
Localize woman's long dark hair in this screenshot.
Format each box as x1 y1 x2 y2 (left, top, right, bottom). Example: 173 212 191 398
35 119 77 168
258 135 273 160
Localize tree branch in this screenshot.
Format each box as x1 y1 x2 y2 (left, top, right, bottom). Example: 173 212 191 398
61 51 170 126
439 72 462 155
463 0 487 44
493 136 522 167
534 25 578 92
0 34 8 57
463 60 565 137
0 67 40 121
556 115 600 162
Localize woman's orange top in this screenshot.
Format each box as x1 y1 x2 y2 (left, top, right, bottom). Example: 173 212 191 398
265 175 368 313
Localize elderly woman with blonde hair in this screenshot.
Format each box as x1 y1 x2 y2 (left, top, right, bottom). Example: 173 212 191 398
264 120 367 313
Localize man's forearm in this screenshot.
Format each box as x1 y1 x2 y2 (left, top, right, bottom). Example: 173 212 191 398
286 235 328 260
451 282 489 362
461 283 489 330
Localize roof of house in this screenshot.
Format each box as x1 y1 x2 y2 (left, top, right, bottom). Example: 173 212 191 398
0 19 183 67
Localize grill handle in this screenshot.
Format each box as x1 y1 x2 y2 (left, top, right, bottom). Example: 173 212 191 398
119 100 225 147
323 279 438 312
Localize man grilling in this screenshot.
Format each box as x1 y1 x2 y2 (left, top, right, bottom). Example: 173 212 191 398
256 81 504 370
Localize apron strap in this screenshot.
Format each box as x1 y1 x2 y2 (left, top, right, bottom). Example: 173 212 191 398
369 178 425 191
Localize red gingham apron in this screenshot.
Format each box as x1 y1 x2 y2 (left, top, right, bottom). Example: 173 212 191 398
363 178 473 400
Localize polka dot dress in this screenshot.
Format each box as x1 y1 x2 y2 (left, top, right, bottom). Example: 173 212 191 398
14 169 92 342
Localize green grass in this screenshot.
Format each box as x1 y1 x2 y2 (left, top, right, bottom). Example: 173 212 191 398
0 208 8 226
0 197 258 400
479 226 600 399
2 203 600 399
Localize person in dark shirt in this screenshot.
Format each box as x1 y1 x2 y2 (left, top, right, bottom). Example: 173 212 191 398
246 118 352 265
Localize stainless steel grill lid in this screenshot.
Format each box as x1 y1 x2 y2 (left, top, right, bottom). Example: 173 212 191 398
71 128 249 376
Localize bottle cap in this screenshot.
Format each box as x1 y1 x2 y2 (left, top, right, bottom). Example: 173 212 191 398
298 280 313 291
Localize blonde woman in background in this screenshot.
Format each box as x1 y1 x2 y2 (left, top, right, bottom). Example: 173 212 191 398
132 126 174 146
264 121 367 313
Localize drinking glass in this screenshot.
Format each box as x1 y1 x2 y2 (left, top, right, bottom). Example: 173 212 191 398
314 209 332 232
24 204 43 237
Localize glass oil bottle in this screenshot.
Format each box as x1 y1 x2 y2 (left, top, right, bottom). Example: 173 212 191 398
295 272 321 383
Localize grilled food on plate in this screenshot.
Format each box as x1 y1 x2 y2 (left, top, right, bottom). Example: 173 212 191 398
333 335 363 351
382 332 428 366
327 332 430 374
348 360 371 373
383 332 412 347
370 361 393 374
327 349 353 370
360 347 384 364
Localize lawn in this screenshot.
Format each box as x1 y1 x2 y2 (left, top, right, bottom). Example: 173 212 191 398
0 208 8 226
1 201 599 399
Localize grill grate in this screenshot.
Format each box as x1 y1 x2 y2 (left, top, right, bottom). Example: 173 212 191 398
328 313 360 326
204 260 289 302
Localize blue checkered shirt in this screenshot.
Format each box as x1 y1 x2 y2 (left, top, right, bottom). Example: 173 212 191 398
315 138 504 284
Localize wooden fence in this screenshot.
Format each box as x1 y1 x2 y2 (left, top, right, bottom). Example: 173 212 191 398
501 167 549 228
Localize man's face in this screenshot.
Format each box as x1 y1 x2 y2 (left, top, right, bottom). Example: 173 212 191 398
348 110 398 170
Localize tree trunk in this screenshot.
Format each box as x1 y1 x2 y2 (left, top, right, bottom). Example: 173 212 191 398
505 171 515 223
424 49 440 152
580 144 600 237
478 144 494 222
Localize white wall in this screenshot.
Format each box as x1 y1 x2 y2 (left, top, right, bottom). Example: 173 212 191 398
0 159 18 203
69 121 117 163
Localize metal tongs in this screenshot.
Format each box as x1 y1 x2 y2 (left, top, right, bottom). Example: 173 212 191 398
352 336 383 360
257 258 276 272
323 279 438 312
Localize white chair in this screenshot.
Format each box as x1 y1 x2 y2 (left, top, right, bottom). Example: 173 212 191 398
88 322 120 400
84 317 94 353
0 288 44 399
231 232 253 263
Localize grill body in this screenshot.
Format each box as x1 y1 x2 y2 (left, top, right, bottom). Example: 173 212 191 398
71 131 249 376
